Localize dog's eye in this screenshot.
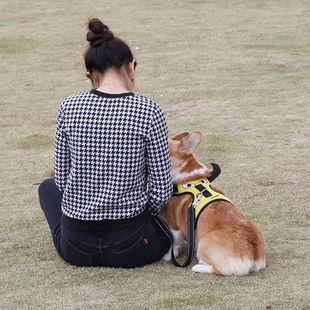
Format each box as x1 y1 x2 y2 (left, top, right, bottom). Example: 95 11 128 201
199 179 207 185
182 183 195 189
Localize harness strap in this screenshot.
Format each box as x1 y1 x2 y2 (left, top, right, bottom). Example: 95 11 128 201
173 166 232 226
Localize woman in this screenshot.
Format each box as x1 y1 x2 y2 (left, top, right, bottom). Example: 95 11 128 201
38 18 172 268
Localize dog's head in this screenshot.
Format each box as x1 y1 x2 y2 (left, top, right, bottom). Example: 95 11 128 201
169 131 202 168
168 131 212 183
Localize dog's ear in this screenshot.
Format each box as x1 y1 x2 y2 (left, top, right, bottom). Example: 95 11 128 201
172 132 189 141
179 131 202 154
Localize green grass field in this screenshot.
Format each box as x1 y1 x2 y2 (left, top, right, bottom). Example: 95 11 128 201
1 0 309 309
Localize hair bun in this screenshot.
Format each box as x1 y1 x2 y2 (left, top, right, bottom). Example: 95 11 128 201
87 18 114 47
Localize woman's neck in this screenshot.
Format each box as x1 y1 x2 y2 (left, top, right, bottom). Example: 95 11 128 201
96 68 133 94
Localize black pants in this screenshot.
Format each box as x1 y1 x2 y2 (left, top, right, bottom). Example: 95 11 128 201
38 178 171 268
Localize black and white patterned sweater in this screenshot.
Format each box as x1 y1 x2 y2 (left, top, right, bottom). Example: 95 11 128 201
54 89 172 220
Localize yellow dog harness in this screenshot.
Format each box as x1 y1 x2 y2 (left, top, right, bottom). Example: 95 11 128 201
172 164 233 226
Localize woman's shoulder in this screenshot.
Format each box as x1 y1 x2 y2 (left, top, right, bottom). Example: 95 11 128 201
132 94 154 103
58 91 97 113
61 90 93 105
132 94 163 112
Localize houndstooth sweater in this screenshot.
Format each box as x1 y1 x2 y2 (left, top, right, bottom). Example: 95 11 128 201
54 89 172 220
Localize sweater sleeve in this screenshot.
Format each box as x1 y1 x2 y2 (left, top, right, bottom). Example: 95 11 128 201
146 105 173 214
54 105 71 192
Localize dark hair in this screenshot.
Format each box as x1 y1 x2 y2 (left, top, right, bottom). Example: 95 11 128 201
84 18 135 74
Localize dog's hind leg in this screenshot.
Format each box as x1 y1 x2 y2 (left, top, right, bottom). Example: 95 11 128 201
192 260 214 273
192 237 219 274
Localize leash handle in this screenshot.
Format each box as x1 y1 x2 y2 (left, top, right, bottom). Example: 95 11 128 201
171 205 195 267
153 207 195 268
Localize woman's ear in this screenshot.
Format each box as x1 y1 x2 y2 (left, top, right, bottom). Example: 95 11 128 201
89 71 100 88
179 131 202 154
128 59 136 79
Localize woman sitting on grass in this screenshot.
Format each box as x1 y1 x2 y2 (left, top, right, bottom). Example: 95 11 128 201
38 18 172 267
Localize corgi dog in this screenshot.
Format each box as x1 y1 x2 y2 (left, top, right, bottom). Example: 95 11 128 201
163 131 266 275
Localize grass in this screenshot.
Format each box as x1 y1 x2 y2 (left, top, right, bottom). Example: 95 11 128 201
1 0 310 309
18 134 54 149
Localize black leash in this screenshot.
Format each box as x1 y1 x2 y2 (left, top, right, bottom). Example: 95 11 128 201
153 205 196 268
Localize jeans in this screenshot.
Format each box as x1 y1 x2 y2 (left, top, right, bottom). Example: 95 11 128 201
38 178 171 268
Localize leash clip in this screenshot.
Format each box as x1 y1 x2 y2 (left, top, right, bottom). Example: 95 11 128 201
190 188 207 209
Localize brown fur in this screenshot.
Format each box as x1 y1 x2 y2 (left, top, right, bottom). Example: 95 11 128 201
164 131 266 275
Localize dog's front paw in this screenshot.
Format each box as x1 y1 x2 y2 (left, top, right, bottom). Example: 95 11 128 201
162 245 181 261
162 247 172 261
172 245 181 258
162 230 184 262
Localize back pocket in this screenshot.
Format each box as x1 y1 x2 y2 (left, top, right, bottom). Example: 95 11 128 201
115 236 150 268
65 239 94 267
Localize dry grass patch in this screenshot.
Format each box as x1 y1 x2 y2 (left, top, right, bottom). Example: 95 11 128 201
18 134 54 149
